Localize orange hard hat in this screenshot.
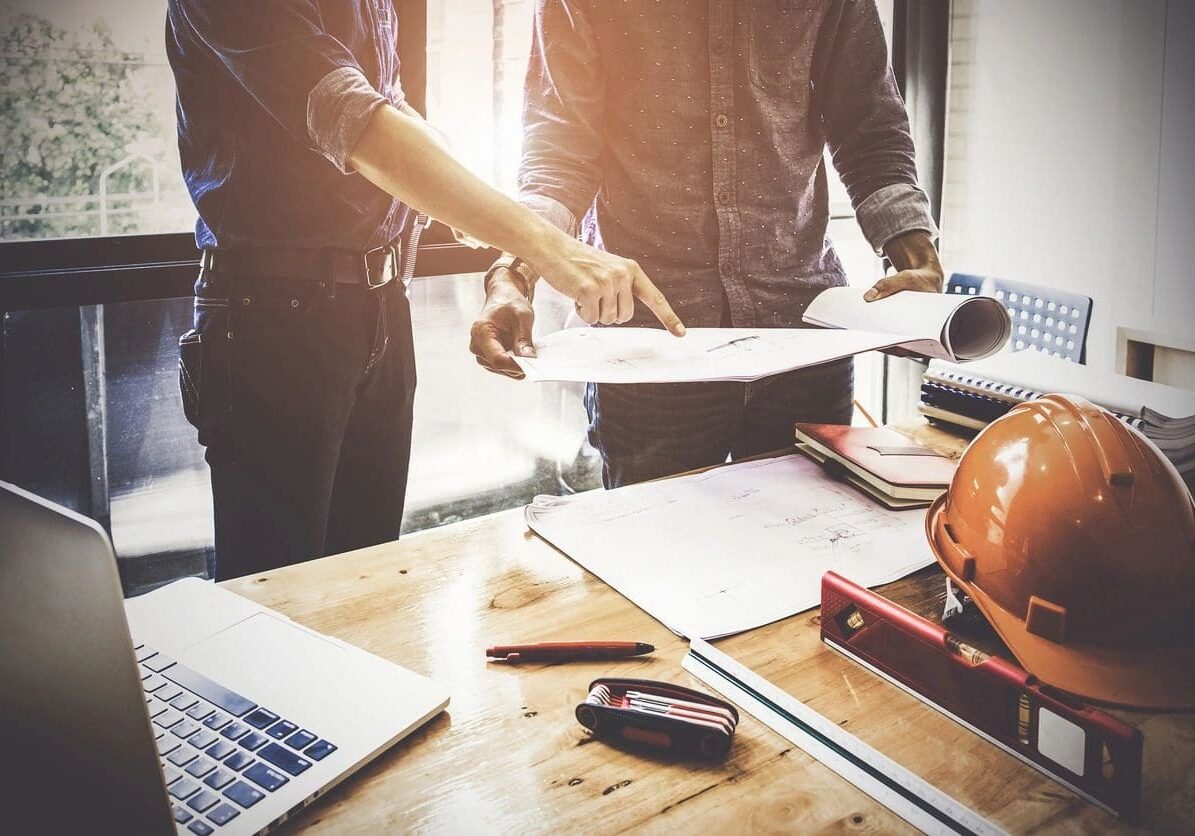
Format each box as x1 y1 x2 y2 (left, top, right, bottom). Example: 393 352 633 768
926 393 1195 709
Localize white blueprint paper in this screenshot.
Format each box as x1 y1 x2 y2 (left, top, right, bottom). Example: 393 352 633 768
514 326 906 384
525 455 933 638
514 288 1010 384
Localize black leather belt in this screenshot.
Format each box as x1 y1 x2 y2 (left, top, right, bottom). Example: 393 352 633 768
200 241 402 289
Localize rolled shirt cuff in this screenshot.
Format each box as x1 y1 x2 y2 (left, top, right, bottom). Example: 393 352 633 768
519 192 580 238
855 182 940 255
307 66 391 174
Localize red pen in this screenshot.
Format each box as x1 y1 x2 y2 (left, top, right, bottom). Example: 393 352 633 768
486 641 654 663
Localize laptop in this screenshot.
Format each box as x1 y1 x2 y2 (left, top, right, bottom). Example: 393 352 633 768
0 480 449 835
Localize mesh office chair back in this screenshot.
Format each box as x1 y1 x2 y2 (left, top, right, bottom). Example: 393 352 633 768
946 273 1092 363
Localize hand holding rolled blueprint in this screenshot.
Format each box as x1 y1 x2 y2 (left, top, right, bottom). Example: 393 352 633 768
514 287 1011 384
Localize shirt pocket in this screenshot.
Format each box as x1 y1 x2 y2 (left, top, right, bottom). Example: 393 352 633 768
748 0 802 92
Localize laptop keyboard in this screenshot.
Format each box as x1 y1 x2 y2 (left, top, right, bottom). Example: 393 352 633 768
136 644 338 832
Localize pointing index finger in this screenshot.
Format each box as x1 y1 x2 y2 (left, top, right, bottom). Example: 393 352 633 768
631 272 686 336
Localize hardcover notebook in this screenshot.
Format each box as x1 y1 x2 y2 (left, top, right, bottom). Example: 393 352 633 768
794 423 956 505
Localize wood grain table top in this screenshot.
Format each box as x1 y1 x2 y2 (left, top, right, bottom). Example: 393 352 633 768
223 427 1194 834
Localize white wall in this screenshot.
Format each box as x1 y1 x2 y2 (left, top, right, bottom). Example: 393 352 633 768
1153 0 1195 340
941 0 1193 373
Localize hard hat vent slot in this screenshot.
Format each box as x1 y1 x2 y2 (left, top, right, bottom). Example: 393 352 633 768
961 556 976 581
1026 595 1068 643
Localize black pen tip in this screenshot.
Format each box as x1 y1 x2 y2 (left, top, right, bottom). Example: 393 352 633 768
637 643 655 654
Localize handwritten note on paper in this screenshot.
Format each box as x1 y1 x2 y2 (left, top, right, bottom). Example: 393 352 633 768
525 455 933 639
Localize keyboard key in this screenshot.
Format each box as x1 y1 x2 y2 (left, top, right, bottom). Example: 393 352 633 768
147 699 170 719
155 737 180 757
167 747 199 768
266 720 297 739
136 645 157 663
206 803 239 826
142 674 167 692
168 777 201 800
172 721 201 739
223 751 254 772
185 757 215 779
204 768 236 790
284 730 316 750
305 739 337 761
220 723 249 741
186 703 214 722
162 766 183 786
188 820 214 836
224 780 265 809
170 693 199 711
202 712 231 731
258 742 311 776
155 684 183 703
243 708 279 729
172 804 193 823
243 762 288 792
206 740 235 761
188 730 218 750
153 709 184 729
143 653 176 673
186 789 220 813
239 731 268 751
163 663 256 717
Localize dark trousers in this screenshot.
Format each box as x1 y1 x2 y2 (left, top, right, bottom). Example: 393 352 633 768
178 269 416 580
585 357 853 488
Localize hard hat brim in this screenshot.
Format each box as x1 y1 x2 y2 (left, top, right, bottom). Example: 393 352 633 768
928 495 1195 710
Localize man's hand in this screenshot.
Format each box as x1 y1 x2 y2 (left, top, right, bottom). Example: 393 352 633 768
470 268 536 379
527 236 686 336
864 230 944 302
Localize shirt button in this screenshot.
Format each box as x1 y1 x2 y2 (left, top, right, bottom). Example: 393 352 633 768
712 39 725 55
715 114 729 128
721 261 734 276
717 190 731 205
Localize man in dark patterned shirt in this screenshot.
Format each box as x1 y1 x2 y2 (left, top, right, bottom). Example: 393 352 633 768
471 0 944 487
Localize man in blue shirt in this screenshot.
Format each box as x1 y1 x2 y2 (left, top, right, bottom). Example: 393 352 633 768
166 0 684 579
471 0 943 488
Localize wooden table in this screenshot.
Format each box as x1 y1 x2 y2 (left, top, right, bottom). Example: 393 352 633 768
225 431 1195 834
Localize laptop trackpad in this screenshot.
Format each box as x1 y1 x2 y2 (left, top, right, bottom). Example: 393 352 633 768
183 612 371 735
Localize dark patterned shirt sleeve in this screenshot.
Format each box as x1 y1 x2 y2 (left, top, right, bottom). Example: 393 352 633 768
518 0 605 234
813 0 938 252
172 0 386 173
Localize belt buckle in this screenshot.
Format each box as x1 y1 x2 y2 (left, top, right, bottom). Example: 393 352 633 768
366 243 399 290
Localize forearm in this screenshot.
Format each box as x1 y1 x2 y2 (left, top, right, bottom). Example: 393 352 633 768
348 104 563 269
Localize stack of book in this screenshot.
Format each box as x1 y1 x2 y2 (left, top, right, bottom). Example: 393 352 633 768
919 352 1195 484
794 423 956 509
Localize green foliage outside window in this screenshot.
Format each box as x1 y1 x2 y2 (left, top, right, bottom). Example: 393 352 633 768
0 8 188 239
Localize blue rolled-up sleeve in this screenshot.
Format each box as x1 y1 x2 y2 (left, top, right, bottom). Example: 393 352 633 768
172 0 390 172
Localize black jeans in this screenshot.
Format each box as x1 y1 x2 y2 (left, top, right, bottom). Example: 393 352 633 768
585 357 854 488
178 269 416 580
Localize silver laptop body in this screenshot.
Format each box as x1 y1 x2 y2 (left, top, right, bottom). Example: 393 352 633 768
0 480 448 834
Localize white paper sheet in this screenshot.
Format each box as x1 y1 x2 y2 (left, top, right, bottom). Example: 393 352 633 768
515 288 1010 384
525 455 934 638
514 327 905 384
